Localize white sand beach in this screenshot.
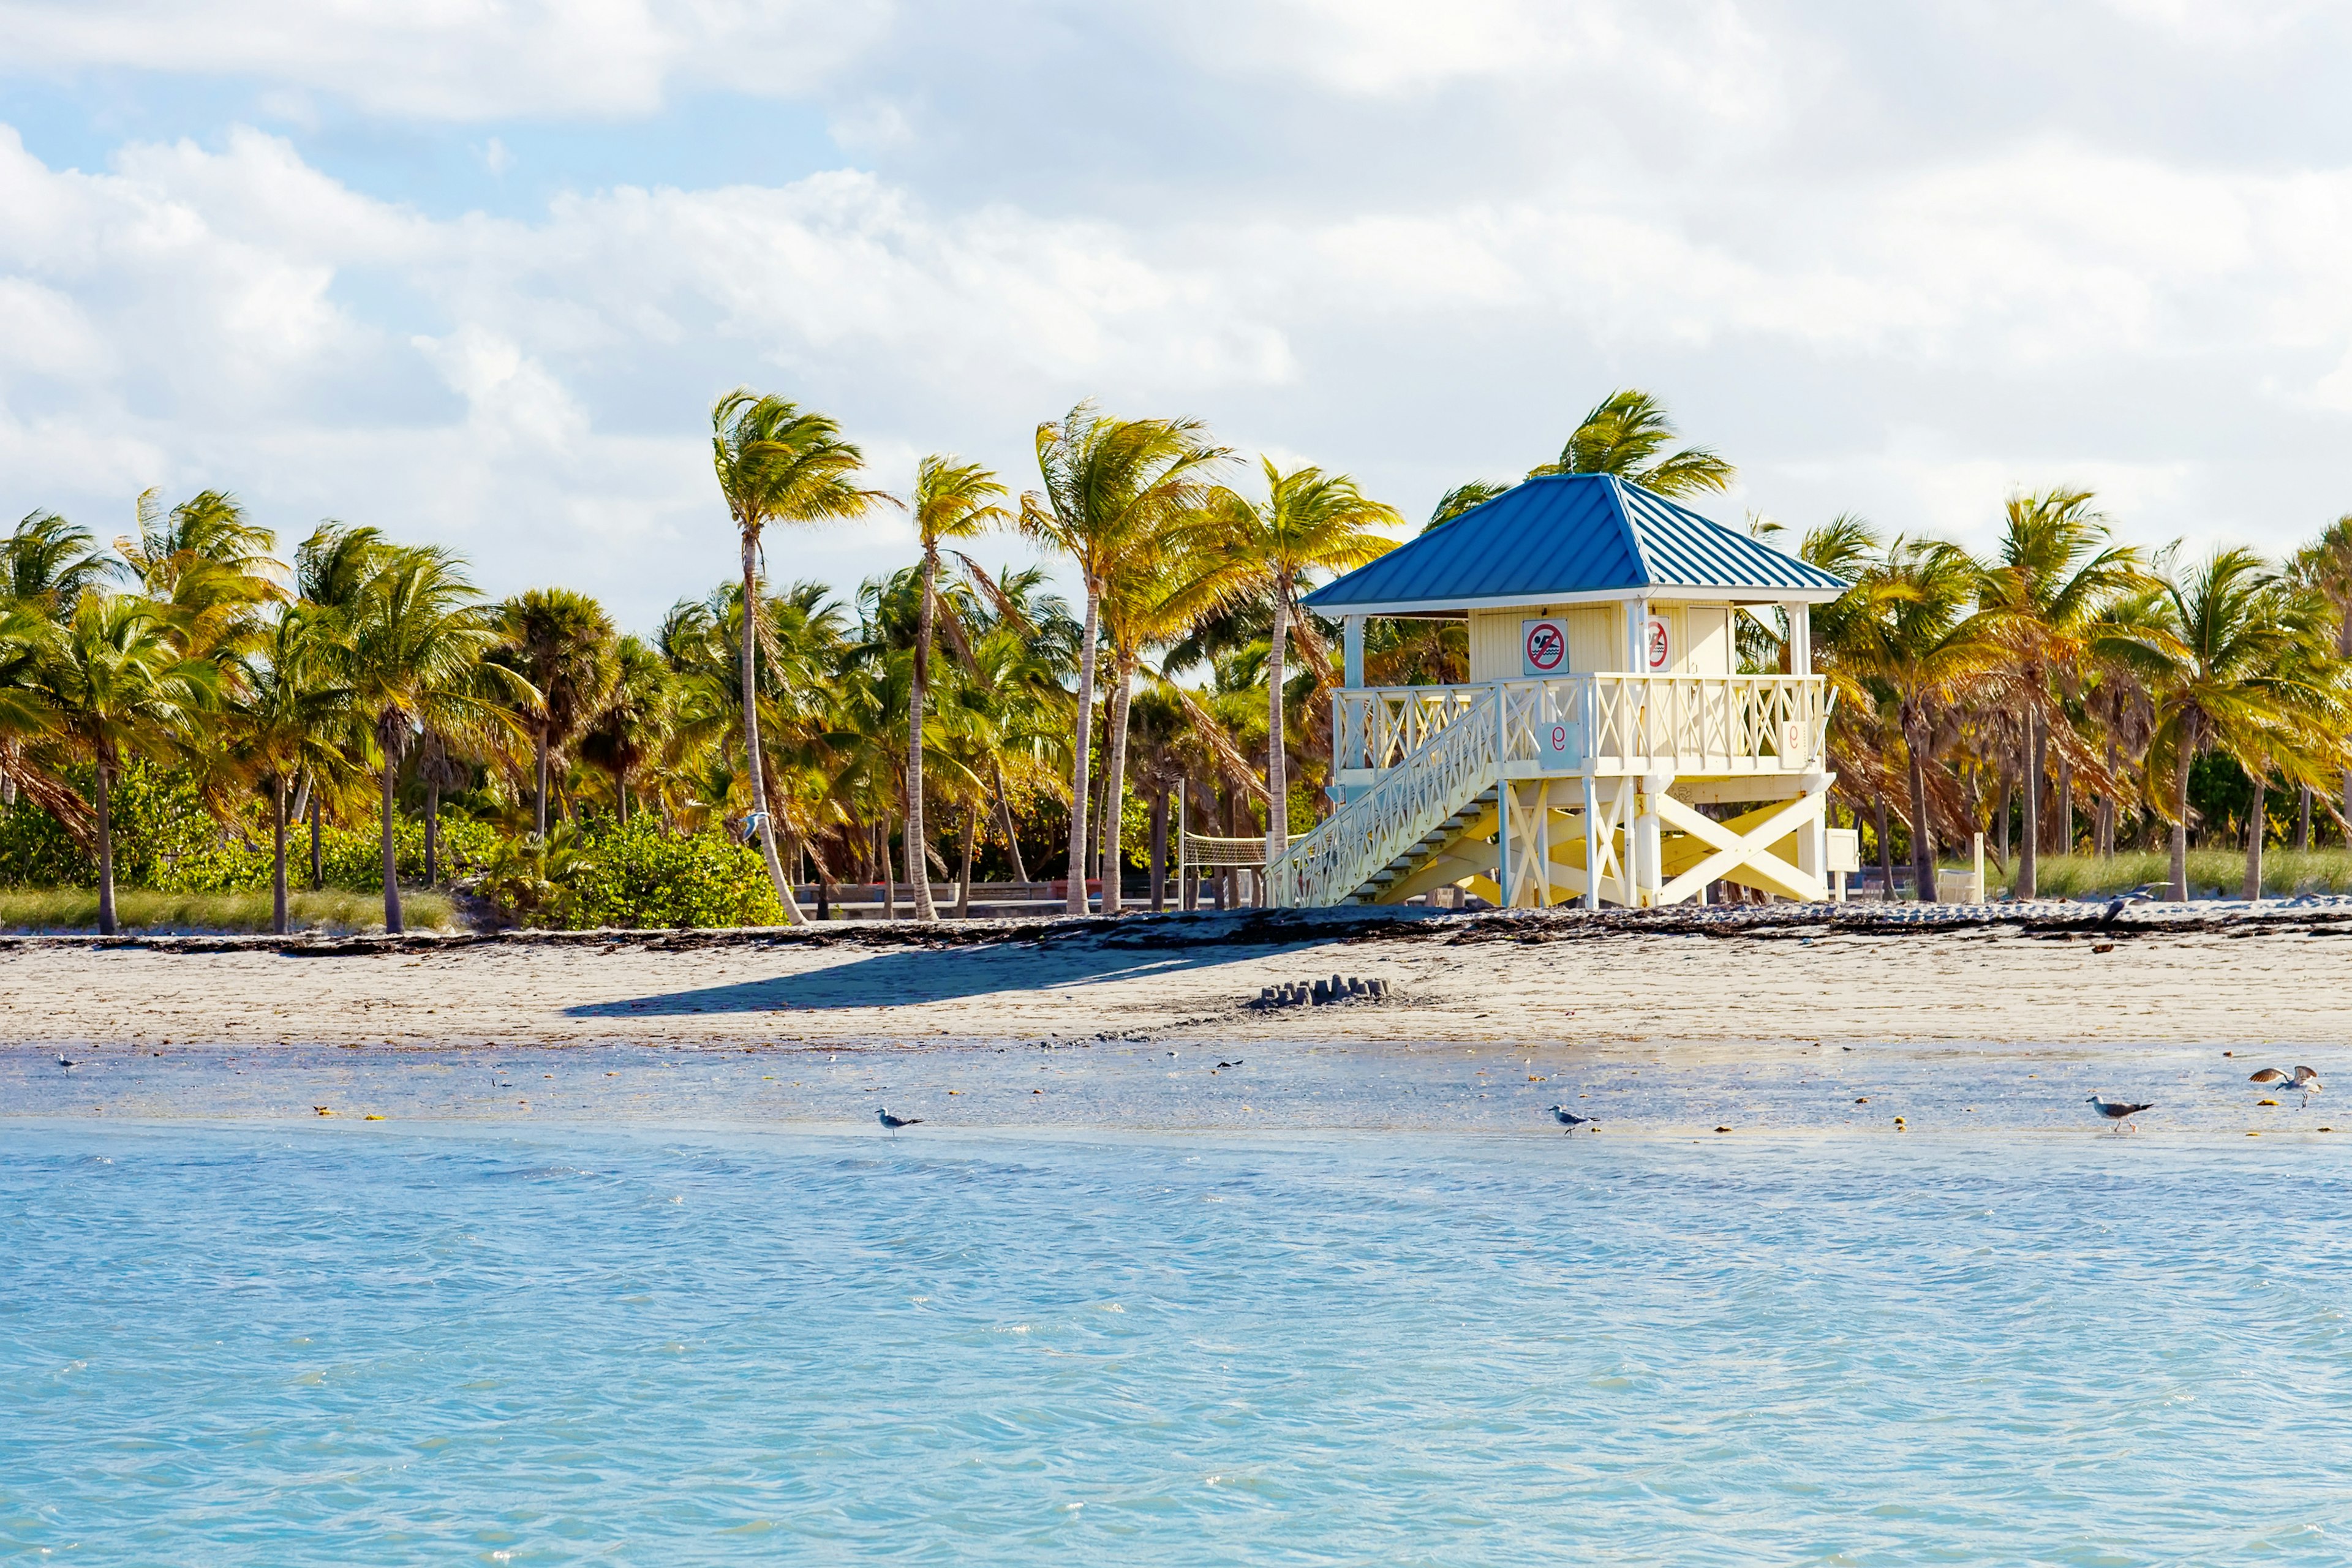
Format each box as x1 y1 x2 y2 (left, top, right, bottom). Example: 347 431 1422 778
2 908 2346 1054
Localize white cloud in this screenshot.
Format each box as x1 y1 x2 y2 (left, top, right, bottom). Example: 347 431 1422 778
1196 0 1784 116
9 0 2352 620
0 0 894 119
0 124 1298 622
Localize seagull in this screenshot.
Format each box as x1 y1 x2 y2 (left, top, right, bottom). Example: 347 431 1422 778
2294 1066 2324 1106
56 1052 76 1069
876 1106 923 1133
2087 1094 2154 1133
1546 1104 1595 1133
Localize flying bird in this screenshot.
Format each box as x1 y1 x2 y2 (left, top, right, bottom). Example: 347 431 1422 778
876 1107 923 1133
2294 1066 2324 1106
2250 1068 2290 1085
1546 1105 1595 1133
2086 1095 2154 1133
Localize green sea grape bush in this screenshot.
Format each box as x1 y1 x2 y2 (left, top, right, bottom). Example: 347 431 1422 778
0 763 502 892
466 817 782 930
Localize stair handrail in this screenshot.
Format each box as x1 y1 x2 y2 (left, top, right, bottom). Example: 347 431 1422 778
1268 683 1504 907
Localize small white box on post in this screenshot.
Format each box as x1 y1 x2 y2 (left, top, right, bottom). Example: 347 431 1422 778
1825 827 1860 902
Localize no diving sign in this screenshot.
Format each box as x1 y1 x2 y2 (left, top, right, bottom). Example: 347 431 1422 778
1520 617 1568 676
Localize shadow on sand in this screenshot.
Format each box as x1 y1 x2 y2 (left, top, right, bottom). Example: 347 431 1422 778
561 939 1251 1018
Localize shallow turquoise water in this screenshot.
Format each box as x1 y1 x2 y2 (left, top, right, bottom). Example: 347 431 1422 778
4 1124 2349 1564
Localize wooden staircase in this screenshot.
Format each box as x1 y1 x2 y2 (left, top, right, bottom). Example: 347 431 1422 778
1352 787 1497 903
1266 686 1506 908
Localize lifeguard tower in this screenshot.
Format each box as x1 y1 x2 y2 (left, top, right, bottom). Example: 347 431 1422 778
1266 473 1848 909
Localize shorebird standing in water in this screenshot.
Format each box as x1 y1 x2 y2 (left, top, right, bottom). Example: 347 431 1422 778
1545 1105 1595 1133
2087 1095 2154 1133
876 1107 924 1134
56 1052 76 1069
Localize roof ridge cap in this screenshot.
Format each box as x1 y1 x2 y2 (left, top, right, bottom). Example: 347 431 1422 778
1603 473 1660 590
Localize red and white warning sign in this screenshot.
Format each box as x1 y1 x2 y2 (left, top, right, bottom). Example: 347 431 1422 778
1520 617 1567 676
1644 616 1672 671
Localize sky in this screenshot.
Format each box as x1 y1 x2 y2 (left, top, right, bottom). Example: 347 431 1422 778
4 0 2351 634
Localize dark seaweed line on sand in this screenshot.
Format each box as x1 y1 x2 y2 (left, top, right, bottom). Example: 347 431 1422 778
0 899 2344 959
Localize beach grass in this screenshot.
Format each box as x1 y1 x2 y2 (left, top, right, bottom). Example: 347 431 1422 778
1977 848 2352 899
0 888 460 935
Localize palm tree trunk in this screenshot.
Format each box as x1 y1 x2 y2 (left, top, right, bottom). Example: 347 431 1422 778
1994 772 2011 867
992 762 1028 884
908 543 939 921
1100 664 1134 915
2245 773 2268 901
1904 718 1936 903
424 783 440 886
1065 586 1102 914
2019 710 2041 899
309 793 323 891
1874 794 1897 902
738 533 809 927
535 729 549 838
2055 755 2072 864
380 758 403 935
878 818 897 919
2297 785 2312 853
957 804 976 919
272 776 290 936
94 755 116 938
2100 737 2120 858
2169 717 2196 902
1150 790 1168 913
1265 586 1290 864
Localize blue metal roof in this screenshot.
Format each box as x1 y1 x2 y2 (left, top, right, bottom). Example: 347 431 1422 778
1303 473 1846 613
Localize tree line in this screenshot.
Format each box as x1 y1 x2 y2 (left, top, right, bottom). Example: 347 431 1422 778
2 386 2343 933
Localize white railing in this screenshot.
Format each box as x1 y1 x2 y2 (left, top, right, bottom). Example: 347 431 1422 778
1269 685 1504 908
1334 684 1487 773
1337 674 1825 778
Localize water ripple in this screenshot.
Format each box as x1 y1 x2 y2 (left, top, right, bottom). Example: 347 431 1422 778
2 1126 2349 1564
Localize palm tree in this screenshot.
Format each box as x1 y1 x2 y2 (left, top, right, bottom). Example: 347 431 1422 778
905 456 1009 921
291 522 395 883
119 490 285 677
1180 460 1400 865
1838 538 2009 902
2144 549 2350 902
1091 535 1218 914
712 388 890 925
346 547 522 934
2290 514 2352 834
45 594 214 935
1021 402 1225 914
239 604 354 933
3 511 116 614
0 513 110 823
1527 390 1735 497
580 635 672 826
496 587 619 837
1423 481 1513 532
1977 489 2146 897
659 578 851 883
